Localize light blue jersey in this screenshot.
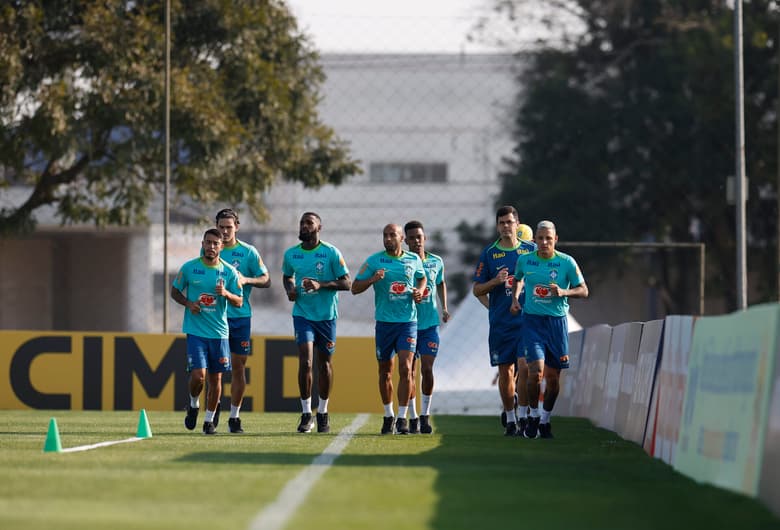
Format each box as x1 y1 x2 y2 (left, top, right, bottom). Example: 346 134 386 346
514 250 584 317
172 257 242 339
282 241 350 321
219 239 267 319
355 250 425 323
416 252 445 330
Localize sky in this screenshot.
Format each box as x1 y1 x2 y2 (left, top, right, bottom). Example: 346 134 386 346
286 0 504 54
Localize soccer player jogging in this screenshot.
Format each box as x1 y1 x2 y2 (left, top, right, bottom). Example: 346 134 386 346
404 220 450 434
352 224 426 435
214 208 270 433
171 229 243 435
511 220 588 439
472 206 536 436
282 212 351 434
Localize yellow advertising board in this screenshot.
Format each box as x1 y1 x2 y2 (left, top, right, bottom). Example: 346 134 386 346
0 331 382 412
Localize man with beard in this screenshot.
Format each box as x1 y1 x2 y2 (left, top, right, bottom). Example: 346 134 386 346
351 224 426 435
282 212 351 433
213 208 270 433
172 229 243 434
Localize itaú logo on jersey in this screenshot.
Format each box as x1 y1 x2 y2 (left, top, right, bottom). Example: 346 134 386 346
390 282 407 294
198 293 217 306
533 285 552 298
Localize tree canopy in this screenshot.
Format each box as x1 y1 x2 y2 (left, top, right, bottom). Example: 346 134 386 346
0 0 359 233
488 0 778 311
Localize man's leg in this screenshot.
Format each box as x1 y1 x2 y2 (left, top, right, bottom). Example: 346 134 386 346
185 368 205 430
315 348 333 433
202 372 222 434
524 359 544 438
408 355 420 433
498 362 517 434
378 357 395 434
515 357 529 430
419 354 435 434
296 341 315 433
539 365 561 438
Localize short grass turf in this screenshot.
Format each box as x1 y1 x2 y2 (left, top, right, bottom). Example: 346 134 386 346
0 410 778 530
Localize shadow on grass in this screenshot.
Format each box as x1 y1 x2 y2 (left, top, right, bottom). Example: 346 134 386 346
176 415 780 530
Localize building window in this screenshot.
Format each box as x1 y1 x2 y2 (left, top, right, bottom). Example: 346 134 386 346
369 162 448 183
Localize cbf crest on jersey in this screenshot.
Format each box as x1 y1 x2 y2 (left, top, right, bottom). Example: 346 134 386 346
405 264 414 279
315 261 325 275
550 269 558 281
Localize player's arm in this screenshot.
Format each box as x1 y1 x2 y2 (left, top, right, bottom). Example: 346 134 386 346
351 267 382 295
283 274 297 301
315 273 351 291
476 293 489 309
217 278 243 307
556 281 588 299
437 279 450 322
242 249 270 288
472 266 507 297
241 271 270 288
171 286 199 314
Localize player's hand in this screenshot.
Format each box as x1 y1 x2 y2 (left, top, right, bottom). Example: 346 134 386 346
510 300 521 314
411 287 423 303
549 283 564 297
286 289 297 302
187 301 201 315
442 309 451 323
302 277 319 292
373 269 386 282
496 267 509 284
235 271 246 288
215 282 226 297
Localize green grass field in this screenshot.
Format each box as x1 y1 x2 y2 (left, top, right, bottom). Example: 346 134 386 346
1 410 779 530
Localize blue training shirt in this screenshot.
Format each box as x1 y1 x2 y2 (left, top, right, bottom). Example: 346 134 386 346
514 250 585 317
219 239 267 319
172 257 242 338
473 239 536 329
355 250 425 323
281 241 350 321
416 252 445 330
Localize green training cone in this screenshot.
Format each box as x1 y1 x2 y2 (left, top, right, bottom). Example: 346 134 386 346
43 417 62 453
136 409 152 438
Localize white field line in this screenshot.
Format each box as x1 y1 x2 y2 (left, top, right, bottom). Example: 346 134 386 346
248 413 370 530
60 437 146 453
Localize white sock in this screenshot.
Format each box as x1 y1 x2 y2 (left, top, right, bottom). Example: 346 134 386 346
318 397 329 414
230 404 240 419
398 405 408 420
506 409 517 424
529 406 540 418
421 394 432 416
517 405 528 419
408 399 418 419
190 395 199 408
301 397 312 414
205 410 215 422
383 402 394 417
540 409 551 424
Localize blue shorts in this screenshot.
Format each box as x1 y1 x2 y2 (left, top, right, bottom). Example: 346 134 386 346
416 325 440 358
228 316 252 356
186 335 231 373
293 316 337 356
375 321 417 362
488 325 522 367
522 313 569 369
